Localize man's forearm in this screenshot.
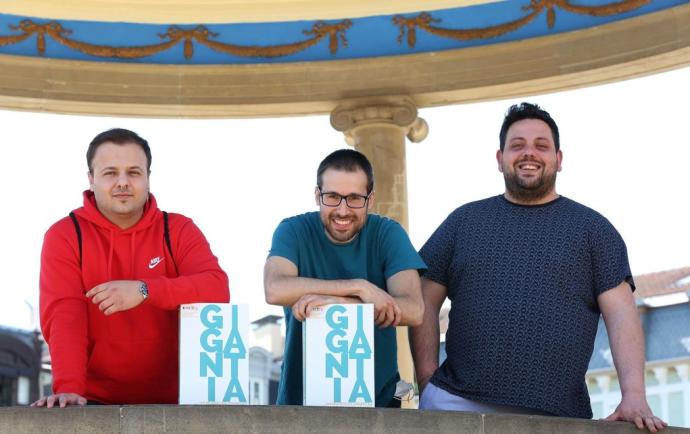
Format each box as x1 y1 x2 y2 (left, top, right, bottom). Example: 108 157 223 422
43 302 89 397
145 268 229 310
409 278 447 391
599 285 667 431
600 283 646 398
409 295 442 389
265 275 369 306
385 269 424 326
409 311 440 390
607 305 646 398
393 294 424 326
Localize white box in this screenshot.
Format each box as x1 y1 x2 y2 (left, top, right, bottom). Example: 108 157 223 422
303 304 375 407
179 303 249 405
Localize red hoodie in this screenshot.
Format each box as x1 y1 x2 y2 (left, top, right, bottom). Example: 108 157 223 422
39 191 229 404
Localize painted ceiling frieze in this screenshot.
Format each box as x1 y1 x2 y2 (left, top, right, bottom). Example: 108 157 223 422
393 0 651 48
0 19 352 59
0 0 686 64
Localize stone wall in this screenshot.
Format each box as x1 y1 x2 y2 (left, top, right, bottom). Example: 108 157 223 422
1 406 689 434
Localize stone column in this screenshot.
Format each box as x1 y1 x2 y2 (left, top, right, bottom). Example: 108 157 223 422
331 97 428 408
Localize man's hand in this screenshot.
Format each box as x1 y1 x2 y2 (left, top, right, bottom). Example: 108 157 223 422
356 279 402 328
85 280 146 315
605 395 667 432
292 294 359 321
31 393 87 408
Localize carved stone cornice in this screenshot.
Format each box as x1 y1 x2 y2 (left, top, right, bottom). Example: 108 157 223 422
330 97 428 145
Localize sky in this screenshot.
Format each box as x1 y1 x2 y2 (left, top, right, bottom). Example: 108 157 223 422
1 65 689 330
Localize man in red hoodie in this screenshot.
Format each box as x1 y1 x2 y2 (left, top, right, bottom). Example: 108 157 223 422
32 128 230 407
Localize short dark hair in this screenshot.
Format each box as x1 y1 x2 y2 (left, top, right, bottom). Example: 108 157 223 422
499 102 560 151
316 149 374 194
86 128 152 174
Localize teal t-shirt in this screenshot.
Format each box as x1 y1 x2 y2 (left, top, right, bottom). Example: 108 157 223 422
269 212 426 406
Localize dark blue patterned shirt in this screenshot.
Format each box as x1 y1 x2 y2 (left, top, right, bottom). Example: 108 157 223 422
419 195 634 418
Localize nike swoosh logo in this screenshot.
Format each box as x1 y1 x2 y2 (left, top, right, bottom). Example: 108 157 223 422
148 257 164 269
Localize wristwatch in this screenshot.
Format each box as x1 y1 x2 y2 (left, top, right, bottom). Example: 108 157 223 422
138 281 149 300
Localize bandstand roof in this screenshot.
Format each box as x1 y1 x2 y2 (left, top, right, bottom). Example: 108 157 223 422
0 0 689 117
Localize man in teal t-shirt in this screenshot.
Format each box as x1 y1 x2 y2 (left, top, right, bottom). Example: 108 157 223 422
264 149 426 407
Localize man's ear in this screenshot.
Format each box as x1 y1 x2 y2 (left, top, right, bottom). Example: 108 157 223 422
496 149 504 173
367 191 376 209
557 149 563 172
314 187 321 207
88 171 94 191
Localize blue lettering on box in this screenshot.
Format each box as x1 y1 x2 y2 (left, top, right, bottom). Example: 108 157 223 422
198 304 247 403
324 305 372 404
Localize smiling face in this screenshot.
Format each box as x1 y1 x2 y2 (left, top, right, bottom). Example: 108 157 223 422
88 142 150 229
315 168 374 244
497 118 562 205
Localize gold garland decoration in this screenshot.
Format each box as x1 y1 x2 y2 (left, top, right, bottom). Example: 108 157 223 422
0 24 33 47
0 19 352 60
393 0 650 48
197 20 352 58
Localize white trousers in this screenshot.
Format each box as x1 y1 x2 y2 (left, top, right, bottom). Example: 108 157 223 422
419 382 551 415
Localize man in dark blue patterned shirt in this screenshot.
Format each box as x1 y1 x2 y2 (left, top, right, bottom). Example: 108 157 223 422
410 103 666 432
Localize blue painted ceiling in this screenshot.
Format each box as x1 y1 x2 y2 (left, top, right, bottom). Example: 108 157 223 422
0 0 686 64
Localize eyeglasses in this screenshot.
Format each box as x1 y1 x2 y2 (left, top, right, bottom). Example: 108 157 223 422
318 188 371 209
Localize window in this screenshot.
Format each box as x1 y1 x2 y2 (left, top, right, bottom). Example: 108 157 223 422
249 379 263 405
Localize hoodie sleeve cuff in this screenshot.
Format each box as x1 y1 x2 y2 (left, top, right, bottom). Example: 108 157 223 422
54 380 86 397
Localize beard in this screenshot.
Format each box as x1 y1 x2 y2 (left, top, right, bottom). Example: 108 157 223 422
321 211 366 244
503 164 557 204
324 224 360 243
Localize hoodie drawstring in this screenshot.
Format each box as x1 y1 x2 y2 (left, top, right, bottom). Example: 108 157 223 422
130 232 136 277
104 228 139 279
107 230 114 279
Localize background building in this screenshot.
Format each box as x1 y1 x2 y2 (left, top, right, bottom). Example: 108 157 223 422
0 326 44 406
248 315 283 405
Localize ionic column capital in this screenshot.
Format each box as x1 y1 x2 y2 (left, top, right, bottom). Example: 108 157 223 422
330 97 428 145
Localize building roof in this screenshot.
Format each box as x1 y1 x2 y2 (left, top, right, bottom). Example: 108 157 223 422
251 315 283 326
0 325 36 348
634 266 690 298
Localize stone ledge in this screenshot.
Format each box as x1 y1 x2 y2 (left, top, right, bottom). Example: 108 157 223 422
1 405 688 434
